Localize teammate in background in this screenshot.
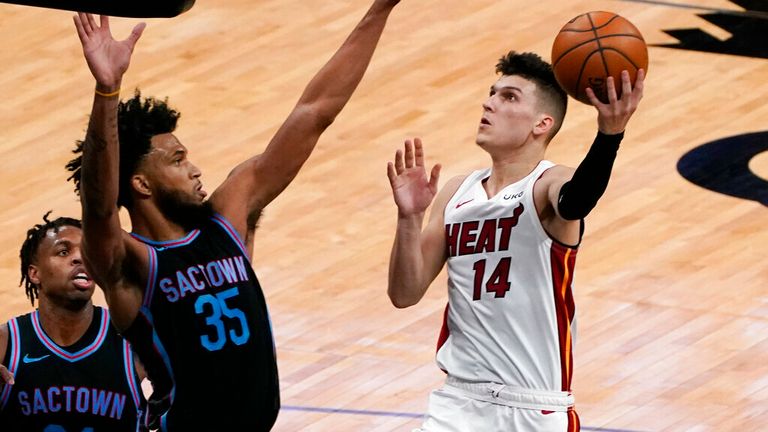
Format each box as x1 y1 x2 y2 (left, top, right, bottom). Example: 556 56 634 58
67 1 403 430
386 52 644 431
0 213 146 431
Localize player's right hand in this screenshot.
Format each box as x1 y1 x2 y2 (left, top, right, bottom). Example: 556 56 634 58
387 138 441 217
586 68 645 135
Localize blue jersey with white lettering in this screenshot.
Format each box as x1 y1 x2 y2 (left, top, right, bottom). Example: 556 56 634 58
122 214 279 431
0 306 146 432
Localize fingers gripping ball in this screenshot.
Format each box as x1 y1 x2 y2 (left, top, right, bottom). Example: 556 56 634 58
551 11 648 105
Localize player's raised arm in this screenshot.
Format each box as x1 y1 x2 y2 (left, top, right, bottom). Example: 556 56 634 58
72 14 145 296
549 69 645 224
210 0 402 236
386 138 453 308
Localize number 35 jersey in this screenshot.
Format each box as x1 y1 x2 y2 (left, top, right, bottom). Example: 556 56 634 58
123 214 279 431
437 161 578 394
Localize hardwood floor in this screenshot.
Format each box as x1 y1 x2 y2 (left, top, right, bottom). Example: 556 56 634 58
0 0 766 430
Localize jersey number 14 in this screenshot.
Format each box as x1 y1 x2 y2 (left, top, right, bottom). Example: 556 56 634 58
472 257 512 300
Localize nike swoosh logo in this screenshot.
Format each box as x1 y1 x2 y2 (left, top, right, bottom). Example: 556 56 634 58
22 354 50 364
455 199 474 209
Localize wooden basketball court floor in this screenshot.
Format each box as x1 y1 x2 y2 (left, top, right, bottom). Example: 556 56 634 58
1 0 766 430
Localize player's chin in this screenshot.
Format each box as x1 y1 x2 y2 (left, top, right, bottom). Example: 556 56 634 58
475 134 490 148
62 289 94 308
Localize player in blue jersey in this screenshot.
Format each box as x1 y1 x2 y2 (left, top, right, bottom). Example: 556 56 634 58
0 213 146 431
66 1 403 430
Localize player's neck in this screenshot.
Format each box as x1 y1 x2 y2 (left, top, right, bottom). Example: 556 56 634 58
129 203 190 241
484 144 544 197
37 300 94 347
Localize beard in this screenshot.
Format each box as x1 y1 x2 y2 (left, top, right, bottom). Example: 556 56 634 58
43 287 93 313
155 185 214 231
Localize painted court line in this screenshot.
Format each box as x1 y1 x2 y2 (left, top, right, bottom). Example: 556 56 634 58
617 0 768 19
282 405 645 432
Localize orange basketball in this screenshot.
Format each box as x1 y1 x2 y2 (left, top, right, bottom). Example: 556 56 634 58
551 11 648 105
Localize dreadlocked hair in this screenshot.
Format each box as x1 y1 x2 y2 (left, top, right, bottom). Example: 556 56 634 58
495 51 568 141
19 211 82 306
66 89 181 208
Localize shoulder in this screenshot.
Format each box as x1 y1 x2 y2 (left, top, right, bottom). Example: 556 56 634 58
120 231 153 277
440 175 469 198
540 163 575 181
530 163 572 215
534 164 574 194
430 174 469 218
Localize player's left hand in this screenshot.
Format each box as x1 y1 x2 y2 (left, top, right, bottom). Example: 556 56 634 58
0 364 14 386
73 13 145 88
587 69 645 135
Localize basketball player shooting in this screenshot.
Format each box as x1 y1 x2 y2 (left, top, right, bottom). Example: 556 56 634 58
386 52 644 431
68 1 402 430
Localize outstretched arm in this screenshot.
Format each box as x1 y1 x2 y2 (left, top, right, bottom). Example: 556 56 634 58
538 69 645 242
387 138 453 308
74 14 147 322
211 0 402 239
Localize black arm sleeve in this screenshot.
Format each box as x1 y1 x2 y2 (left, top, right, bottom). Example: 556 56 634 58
557 131 624 220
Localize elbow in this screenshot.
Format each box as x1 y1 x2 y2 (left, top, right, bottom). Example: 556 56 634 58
388 289 419 309
557 183 599 221
296 102 338 131
390 297 416 309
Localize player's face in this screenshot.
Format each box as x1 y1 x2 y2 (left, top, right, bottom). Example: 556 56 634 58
142 133 214 229
146 133 207 207
30 226 95 308
476 75 544 151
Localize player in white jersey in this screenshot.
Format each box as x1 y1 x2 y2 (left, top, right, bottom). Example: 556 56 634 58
386 52 645 431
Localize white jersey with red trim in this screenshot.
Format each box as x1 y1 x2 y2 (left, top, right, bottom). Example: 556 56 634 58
436 160 578 393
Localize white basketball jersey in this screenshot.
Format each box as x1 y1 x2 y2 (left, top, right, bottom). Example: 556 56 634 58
436 161 578 393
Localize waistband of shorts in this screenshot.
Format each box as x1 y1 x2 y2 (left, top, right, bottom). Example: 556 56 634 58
444 376 575 412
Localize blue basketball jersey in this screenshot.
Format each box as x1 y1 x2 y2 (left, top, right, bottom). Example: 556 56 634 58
0 306 146 432
122 214 279 431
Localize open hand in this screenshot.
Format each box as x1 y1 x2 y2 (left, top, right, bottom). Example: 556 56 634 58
387 138 441 217
73 13 145 88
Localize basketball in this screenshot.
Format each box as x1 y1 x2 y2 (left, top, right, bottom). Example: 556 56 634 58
551 11 648 105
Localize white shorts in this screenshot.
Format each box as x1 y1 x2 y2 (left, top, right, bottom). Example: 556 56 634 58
414 377 580 432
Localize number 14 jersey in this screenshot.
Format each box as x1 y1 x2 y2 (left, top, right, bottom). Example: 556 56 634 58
123 214 279 431
438 161 578 394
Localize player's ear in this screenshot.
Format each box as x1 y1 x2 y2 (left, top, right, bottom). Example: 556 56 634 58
27 265 41 286
533 114 554 138
131 173 152 198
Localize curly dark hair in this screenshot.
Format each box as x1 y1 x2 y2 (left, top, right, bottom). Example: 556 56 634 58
19 212 82 306
495 51 568 141
66 90 180 208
